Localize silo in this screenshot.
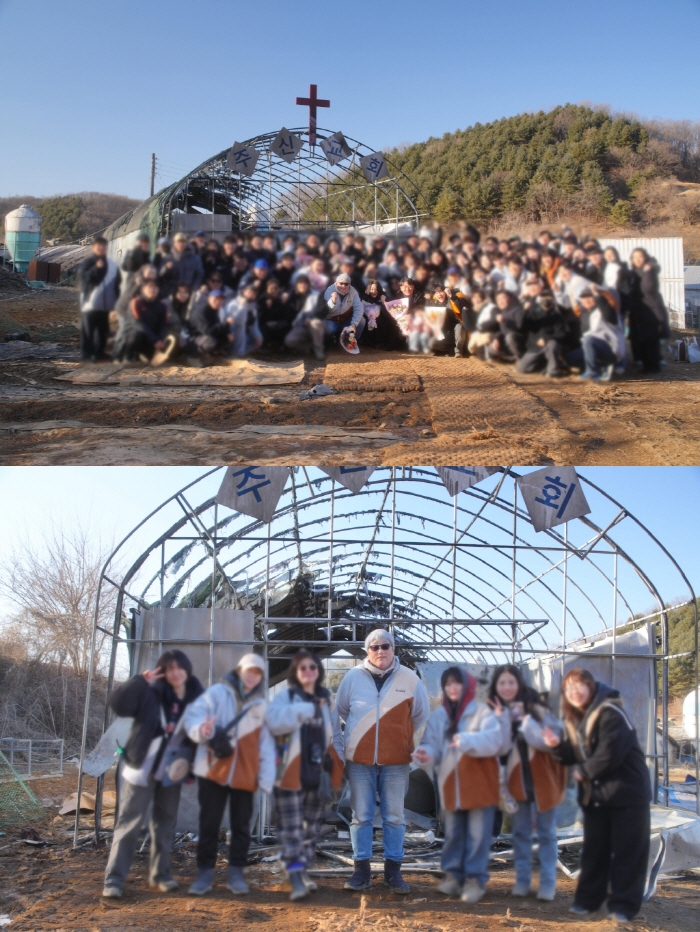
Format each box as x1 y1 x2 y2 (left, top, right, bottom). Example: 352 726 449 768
4 204 42 271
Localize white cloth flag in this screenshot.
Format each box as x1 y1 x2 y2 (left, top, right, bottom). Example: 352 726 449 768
216 466 289 523
435 467 499 497
516 466 591 532
226 142 259 176
270 128 304 164
359 151 389 182
319 465 376 494
320 131 351 166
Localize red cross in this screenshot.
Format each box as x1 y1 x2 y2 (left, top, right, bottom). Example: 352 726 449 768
295 84 330 147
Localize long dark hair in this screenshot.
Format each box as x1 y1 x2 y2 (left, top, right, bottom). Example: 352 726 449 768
488 664 544 719
560 668 597 723
287 649 327 696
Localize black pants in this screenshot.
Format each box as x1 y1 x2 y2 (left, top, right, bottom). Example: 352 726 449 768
516 340 562 376
196 777 254 869
80 310 110 361
635 337 661 373
575 805 650 919
119 327 155 362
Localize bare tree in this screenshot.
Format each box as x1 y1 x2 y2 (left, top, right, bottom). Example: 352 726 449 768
0 522 118 676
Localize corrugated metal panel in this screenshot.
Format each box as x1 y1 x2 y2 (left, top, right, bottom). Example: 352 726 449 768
599 237 686 328
684 266 700 286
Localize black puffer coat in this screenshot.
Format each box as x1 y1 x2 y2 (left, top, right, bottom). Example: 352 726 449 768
109 673 204 768
551 682 651 809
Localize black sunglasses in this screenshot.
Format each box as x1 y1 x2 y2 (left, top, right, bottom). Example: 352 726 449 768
368 643 392 652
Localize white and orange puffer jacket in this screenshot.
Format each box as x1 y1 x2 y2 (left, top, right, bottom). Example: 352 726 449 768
335 659 430 766
266 686 345 791
184 672 275 793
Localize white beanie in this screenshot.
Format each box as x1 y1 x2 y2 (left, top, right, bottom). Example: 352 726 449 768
364 628 395 652
237 653 266 674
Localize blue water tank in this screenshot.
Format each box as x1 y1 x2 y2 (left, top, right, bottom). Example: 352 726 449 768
4 204 42 271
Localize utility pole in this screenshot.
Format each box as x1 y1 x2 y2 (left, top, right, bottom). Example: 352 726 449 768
150 153 156 197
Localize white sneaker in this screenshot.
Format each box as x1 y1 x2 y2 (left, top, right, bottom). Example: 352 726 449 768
460 879 485 904
437 874 461 895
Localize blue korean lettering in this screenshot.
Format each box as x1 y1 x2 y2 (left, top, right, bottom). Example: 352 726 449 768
535 474 577 518
368 156 383 175
231 467 272 502
234 149 251 167
329 141 342 156
279 136 295 155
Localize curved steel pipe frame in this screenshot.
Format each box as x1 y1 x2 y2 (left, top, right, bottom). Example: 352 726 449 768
74 468 698 844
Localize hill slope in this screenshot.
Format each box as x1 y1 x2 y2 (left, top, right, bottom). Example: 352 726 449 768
0 192 143 244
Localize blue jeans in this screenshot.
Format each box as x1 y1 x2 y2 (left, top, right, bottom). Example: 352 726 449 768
230 316 263 357
345 761 409 861
566 336 616 378
511 802 558 890
408 330 431 354
441 805 495 888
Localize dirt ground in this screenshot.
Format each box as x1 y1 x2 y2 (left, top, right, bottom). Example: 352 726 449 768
1 771 698 932
1 288 699 465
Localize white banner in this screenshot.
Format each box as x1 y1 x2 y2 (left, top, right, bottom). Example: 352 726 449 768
360 151 389 183
216 466 289 523
319 465 376 494
320 131 352 167
435 467 499 497
516 467 591 532
226 142 259 176
270 128 304 164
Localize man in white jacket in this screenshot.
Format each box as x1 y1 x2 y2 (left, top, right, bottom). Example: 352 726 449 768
335 629 430 894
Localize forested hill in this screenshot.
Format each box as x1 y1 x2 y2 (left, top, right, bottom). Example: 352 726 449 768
0 192 142 243
384 105 700 227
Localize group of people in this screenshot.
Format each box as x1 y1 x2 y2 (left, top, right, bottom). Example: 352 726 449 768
77 222 669 381
103 629 652 924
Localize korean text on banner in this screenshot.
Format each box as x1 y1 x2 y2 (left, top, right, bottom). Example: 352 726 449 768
319 465 376 494
216 466 290 524
226 142 260 177
435 467 499 498
270 128 304 164
516 467 591 532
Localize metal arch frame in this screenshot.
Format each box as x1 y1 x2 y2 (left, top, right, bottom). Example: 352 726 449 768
74 467 699 844
157 127 429 236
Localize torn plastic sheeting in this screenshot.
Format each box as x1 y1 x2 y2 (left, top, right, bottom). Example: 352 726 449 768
81 716 133 777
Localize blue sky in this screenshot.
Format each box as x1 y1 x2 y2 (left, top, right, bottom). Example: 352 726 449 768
0 466 697 606
1 0 698 200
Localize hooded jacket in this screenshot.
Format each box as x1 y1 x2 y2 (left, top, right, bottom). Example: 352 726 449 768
108 672 204 784
335 659 430 766
184 671 275 793
415 670 504 812
550 682 651 809
504 702 567 813
266 686 345 791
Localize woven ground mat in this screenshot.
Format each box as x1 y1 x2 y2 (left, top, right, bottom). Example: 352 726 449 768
323 357 422 392
407 356 553 437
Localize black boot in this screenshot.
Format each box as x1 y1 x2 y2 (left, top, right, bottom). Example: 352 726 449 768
343 859 372 891
383 859 410 894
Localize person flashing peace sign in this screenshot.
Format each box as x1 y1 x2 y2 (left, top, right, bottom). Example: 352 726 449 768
487 665 566 902
183 654 274 898
102 650 203 899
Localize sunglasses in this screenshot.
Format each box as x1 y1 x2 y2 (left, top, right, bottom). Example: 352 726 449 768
368 643 392 652
298 663 318 672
